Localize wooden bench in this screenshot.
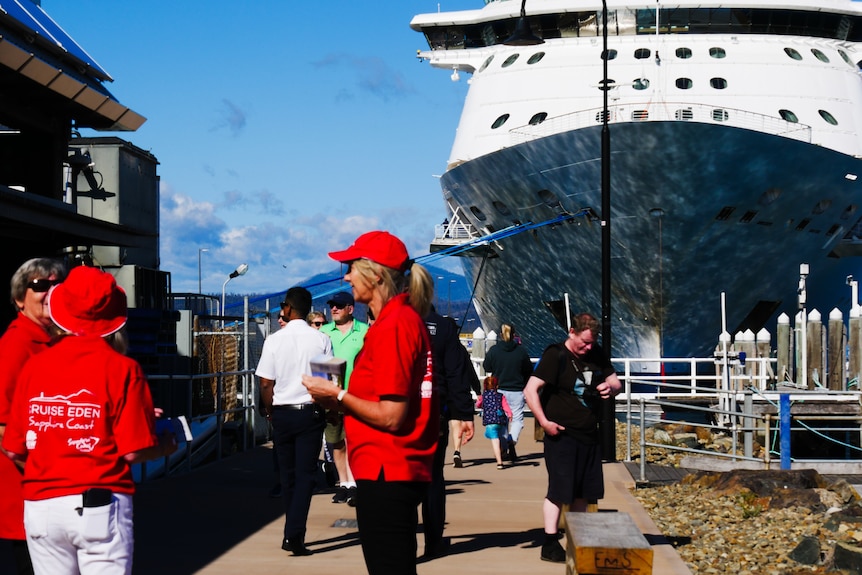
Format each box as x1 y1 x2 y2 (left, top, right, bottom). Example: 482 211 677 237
564 511 653 575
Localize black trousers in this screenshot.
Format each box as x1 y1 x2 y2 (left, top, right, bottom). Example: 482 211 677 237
421 421 449 549
356 474 428 575
271 406 325 542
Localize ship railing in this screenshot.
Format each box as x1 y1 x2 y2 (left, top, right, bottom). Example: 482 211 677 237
509 101 812 146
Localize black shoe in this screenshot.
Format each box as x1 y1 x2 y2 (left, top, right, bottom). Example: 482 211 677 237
420 537 450 561
453 451 463 468
282 539 313 556
508 442 518 462
331 485 349 504
346 486 357 507
540 539 566 563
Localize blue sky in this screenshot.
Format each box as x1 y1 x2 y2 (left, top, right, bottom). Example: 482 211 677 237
44 0 480 296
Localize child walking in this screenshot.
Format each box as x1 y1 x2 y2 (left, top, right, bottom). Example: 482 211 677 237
476 376 513 469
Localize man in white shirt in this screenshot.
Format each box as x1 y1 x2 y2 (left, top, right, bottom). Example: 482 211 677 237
256 286 332 557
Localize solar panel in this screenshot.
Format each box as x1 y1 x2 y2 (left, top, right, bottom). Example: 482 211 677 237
0 0 111 81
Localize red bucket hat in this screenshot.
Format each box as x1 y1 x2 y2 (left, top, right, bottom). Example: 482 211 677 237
49 266 127 337
328 231 411 271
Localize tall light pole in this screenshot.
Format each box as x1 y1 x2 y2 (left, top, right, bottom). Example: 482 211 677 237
221 263 249 324
436 276 444 310
198 248 209 294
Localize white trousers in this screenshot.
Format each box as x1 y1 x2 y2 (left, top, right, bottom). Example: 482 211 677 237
24 492 134 575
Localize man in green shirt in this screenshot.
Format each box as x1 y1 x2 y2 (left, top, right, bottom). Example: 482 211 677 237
319 291 369 506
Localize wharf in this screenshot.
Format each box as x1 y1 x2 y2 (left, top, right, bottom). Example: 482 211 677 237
124 414 691 575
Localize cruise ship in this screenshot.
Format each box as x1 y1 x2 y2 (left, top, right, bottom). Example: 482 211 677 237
412 0 862 363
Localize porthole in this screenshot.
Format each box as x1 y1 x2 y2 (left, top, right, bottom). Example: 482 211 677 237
675 108 693 121
841 205 858 220
784 47 802 61
811 49 829 63
710 77 728 89
597 78 616 91
709 47 726 59
812 199 832 215
676 47 692 59
527 52 545 65
713 109 729 122
634 48 651 59
839 50 852 65
478 55 495 73
633 78 650 90
819 110 838 125
502 54 519 68
469 206 487 221
758 188 782 206
492 200 512 216
676 77 693 90
779 109 799 123
491 114 510 129
529 112 548 125
601 49 618 60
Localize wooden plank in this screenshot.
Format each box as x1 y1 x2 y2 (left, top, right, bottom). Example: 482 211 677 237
565 512 653 575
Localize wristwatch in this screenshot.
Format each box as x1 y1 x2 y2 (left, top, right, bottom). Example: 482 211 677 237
336 389 348 403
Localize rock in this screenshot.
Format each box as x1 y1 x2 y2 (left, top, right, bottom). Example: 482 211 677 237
789 535 821 565
834 540 862 574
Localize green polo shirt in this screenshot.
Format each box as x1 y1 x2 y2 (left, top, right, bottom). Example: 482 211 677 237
320 319 369 389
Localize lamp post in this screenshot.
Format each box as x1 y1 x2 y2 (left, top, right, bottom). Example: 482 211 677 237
436 276 444 310
198 248 209 295
448 279 456 317
221 263 249 324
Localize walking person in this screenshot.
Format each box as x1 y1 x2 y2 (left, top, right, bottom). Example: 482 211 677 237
2 265 177 575
303 230 438 575
420 307 475 559
476 376 513 469
256 286 333 556
319 291 369 506
0 258 66 575
523 313 622 563
483 323 533 462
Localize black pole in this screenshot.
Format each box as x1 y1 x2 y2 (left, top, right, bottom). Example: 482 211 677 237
600 0 616 462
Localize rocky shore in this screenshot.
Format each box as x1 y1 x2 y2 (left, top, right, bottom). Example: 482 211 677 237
617 424 862 575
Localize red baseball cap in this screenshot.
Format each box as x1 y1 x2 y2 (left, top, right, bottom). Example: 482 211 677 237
328 231 411 271
49 266 127 337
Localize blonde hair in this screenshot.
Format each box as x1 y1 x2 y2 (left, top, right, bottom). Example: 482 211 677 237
500 324 514 343
350 258 434 317
306 311 325 325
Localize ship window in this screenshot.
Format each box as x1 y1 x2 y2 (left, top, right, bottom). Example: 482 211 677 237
675 108 693 121
595 110 613 123
715 206 735 221
492 200 512 216
597 78 616 91
796 218 810 231
812 200 832 215
529 112 548 125
502 54 519 68
491 114 510 129
826 224 841 237
839 50 852 65
676 47 692 59
779 109 798 123
634 48 651 59
758 188 781 205
527 52 545 65
819 110 838 125
811 49 829 63
469 206 487 221
537 189 561 208
632 110 649 121
740 211 757 223
709 47 726 59
676 78 693 89
601 49 618 60
842 205 858 220
478 55 495 73
633 78 650 90
784 47 802 61
710 77 728 89
713 109 729 122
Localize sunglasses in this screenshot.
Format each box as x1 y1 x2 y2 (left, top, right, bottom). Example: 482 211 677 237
278 314 287 322
330 303 347 310
312 321 324 326
28 278 60 293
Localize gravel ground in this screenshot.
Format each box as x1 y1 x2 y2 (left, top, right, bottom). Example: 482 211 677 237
616 425 861 575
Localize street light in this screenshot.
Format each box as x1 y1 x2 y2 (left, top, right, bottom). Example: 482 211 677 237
221 263 249 323
198 248 209 294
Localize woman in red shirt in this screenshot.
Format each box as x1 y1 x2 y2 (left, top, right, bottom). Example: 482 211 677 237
304 231 438 575
0 258 66 575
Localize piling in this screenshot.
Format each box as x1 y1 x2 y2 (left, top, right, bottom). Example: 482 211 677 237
828 308 845 390
807 309 824 390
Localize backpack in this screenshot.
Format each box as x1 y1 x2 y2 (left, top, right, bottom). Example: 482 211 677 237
481 389 505 426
